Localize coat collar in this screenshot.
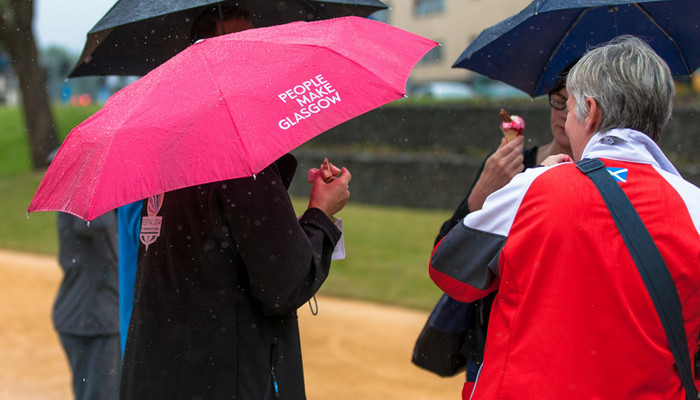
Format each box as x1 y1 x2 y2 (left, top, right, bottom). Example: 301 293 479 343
275 153 298 190
581 128 680 177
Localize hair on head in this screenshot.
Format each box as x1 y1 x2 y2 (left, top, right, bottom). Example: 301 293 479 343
191 3 252 42
566 35 674 141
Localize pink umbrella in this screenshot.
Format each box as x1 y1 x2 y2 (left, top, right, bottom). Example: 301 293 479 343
28 16 437 221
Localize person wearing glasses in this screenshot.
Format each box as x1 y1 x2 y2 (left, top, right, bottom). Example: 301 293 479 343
440 71 573 229
417 67 574 397
430 35 699 399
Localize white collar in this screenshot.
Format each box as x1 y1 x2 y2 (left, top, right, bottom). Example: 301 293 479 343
581 128 680 177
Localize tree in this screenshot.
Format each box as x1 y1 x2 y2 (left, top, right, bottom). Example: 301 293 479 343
0 0 58 169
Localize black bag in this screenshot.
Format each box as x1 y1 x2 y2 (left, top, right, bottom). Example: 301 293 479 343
696 346 700 384
411 293 474 377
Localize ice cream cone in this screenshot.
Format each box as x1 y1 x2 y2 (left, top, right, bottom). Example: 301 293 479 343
501 128 519 142
499 108 525 142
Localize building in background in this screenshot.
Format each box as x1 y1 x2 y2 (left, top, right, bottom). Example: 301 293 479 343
374 0 531 86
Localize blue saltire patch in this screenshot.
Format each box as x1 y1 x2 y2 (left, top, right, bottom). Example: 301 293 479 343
606 167 628 183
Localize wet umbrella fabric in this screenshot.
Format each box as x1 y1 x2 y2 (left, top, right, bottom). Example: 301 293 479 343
28 16 437 221
69 0 388 77
453 0 700 97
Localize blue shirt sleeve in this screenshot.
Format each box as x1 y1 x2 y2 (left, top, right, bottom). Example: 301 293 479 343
118 201 143 356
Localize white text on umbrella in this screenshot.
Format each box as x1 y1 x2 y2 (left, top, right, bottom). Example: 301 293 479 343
278 74 341 130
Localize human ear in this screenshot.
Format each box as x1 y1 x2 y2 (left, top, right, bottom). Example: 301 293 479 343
585 97 602 134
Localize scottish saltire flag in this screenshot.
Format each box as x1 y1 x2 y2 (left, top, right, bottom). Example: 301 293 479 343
606 167 628 182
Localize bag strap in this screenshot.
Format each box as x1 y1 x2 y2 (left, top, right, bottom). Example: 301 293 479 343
577 158 697 400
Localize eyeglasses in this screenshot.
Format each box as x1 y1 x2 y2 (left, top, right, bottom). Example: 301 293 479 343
548 93 567 110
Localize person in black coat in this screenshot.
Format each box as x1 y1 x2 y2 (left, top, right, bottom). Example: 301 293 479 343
120 154 351 399
419 71 574 396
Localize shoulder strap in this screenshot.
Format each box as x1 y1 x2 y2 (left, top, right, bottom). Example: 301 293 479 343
577 158 697 400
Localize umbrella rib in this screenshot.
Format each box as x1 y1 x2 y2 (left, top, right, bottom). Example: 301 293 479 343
317 45 407 95
633 3 692 75
237 33 409 91
533 7 591 95
199 46 258 178
236 39 404 93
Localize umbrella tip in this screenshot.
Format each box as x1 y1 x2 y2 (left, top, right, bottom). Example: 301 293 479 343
26 211 29 220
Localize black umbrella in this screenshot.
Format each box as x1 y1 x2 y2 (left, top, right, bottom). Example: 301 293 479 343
453 0 700 97
69 0 388 77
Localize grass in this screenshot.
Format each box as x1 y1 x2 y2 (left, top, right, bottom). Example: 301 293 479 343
0 105 450 311
0 171 58 254
0 105 100 174
0 108 30 174
293 200 449 310
0 105 100 254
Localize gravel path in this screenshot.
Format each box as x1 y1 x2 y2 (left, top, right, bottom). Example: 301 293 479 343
0 249 463 399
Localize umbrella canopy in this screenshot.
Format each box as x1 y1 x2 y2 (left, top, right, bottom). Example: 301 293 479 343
29 16 437 221
69 0 388 77
453 0 700 97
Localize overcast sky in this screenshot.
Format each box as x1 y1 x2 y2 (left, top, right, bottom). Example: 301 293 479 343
34 0 117 54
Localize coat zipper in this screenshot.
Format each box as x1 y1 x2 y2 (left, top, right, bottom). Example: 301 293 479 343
269 337 280 399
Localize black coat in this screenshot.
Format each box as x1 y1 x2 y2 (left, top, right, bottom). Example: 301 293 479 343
429 147 538 382
121 155 341 399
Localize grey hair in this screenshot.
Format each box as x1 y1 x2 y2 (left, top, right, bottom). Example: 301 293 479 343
566 35 674 142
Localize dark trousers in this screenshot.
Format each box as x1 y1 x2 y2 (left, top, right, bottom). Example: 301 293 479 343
59 333 121 400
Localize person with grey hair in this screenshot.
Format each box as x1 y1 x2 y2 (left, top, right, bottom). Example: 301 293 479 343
565 34 675 148
429 35 700 399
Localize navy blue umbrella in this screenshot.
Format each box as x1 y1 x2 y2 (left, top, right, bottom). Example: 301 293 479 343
453 0 700 97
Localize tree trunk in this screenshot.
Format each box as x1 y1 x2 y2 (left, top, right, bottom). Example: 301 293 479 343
0 0 58 169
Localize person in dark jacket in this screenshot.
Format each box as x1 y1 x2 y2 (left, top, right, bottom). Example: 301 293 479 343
418 69 574 397
120 154 351 399
117 1 256 359
117 3 253 353
53 210 121 400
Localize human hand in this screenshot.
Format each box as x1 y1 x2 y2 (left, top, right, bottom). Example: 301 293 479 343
467 135 525 211
308 164 351 218
540 154 572 166
308 158 342 184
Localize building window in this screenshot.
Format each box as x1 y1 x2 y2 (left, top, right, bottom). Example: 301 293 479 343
418 45 442 64
414 0 445 16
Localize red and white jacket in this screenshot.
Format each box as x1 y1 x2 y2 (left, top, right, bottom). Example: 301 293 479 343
430 129 700 400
